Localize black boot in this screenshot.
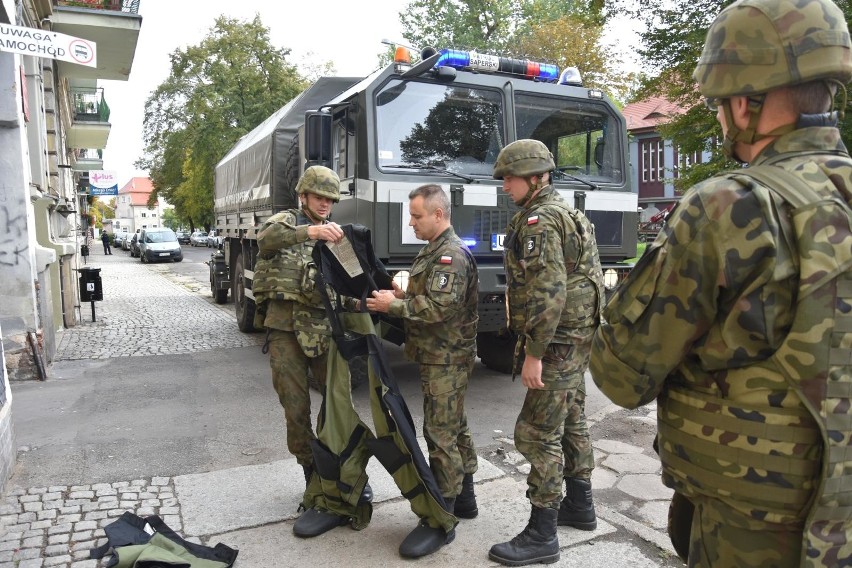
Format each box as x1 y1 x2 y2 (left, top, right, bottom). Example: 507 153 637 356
293 507 349 538
454 473 478 519
489 506 559 566
398 518 456 558
557 477 597 531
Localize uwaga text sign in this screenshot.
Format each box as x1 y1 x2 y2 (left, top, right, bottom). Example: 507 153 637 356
0 23 97 68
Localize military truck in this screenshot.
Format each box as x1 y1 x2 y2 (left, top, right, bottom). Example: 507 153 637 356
211 47 638 373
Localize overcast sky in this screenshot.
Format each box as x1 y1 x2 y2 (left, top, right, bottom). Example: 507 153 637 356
100 0 406 185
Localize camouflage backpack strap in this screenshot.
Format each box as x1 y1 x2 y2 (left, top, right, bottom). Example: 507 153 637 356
733 164 852 566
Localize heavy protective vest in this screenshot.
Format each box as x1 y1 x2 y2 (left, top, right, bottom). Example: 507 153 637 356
657 163 852 566
504 191 605 339
90 511 238 568
300 225 457 535
253 209 324 309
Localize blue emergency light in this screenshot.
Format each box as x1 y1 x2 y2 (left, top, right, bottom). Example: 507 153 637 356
435 49 559 81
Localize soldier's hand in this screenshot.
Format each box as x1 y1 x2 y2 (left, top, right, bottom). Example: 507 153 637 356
366 289 395 313
521 356 544 389
391 280 405 299
310 222 344 243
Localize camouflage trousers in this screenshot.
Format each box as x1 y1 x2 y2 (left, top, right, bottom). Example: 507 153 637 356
669 492 803 568
419 361 478 498
515 346 594 509
268 329 327 467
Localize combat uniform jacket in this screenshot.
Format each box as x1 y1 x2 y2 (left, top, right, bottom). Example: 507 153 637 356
388 227 478 365
256 208 331 357
504 185 604 385
590 127 852 562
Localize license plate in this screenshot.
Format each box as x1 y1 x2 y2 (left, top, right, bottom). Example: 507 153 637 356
491 233 505 251
158 252 170 257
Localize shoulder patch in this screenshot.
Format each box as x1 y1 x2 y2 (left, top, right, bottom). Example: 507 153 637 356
527 215 539 225
524 233 544 258
439 255 453 264
431 271 455 293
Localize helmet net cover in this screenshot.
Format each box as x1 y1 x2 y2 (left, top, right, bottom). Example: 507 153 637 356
297 166 341 203
693 0 852 98
493 139 556 180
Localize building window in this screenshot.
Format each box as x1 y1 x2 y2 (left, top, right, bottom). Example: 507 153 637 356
640 138 664 183
673 145 704 179
152 213 157 217
141 212 147 218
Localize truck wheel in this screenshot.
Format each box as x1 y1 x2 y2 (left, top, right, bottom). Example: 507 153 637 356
233 254 256 332
477 330 518 374
308 353 368 391
283 134 300 196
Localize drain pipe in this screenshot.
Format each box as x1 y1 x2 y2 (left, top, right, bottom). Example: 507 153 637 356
27 331 47 381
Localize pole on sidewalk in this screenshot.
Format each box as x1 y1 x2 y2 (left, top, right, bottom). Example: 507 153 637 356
90 300 96 322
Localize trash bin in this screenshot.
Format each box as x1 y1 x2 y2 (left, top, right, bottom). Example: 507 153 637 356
78 267 103 302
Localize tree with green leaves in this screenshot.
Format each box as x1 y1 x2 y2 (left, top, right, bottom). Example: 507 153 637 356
398 0 631 102
620 0 852 190
137 15 308 228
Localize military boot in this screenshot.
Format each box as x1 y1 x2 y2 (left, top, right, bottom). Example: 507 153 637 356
454 473 478 519
293 507 349 538
557 477 596 531
489 506 559 566
359 482 373 504
398 516 456 558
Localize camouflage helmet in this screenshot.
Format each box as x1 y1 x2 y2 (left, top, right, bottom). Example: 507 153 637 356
296 166 340 202
694 0 852 98
493 139 555 180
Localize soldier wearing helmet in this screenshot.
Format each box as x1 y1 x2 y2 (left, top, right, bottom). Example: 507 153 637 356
591 0 852 566
255 166 371 533
489 140 605 566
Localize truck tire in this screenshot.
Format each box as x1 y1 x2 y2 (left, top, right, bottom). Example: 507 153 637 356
210 255 228 304
308 353 368 391
477 330 518 374
233 254 256 332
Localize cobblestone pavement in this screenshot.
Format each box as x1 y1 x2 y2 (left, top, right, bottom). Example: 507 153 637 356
0 478 180 568
56 254 262 361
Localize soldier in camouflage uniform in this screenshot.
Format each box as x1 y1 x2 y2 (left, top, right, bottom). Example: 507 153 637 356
488 140 605 567
590 1 852 566
366 184 478 557
255 165 346 490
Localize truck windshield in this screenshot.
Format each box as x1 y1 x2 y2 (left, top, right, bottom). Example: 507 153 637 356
375 80 504 178
514 92 625 186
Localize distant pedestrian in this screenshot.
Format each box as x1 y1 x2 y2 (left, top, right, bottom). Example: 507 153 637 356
101 232 112 255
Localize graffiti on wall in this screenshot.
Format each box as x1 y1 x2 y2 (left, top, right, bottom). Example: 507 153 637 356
0 204 29 268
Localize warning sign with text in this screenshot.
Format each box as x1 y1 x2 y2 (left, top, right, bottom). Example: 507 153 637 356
0 23 97 68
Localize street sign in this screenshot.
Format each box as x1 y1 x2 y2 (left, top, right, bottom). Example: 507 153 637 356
0 23 97 68
90 170 118 196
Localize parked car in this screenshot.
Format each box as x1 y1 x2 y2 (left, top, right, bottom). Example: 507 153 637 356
113 230 128 248
129 233 141 256
206 230 223 249
138 228 183 263
189 231 208 247
176 231 191 245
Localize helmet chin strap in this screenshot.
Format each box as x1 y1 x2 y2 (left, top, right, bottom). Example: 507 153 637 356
301 202 327 224
720 95 796 164
516 176 545 208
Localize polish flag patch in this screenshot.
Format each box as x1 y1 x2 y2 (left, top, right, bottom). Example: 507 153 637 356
527 215 539 225
439 255 453 264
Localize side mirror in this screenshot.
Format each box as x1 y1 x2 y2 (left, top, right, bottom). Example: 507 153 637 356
305 111 332 168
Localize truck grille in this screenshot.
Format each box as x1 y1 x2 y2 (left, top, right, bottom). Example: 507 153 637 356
474 209 512 241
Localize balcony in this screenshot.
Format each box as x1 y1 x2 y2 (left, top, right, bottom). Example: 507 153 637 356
68 88 111 148
50 1 142 81
72 148 104 171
